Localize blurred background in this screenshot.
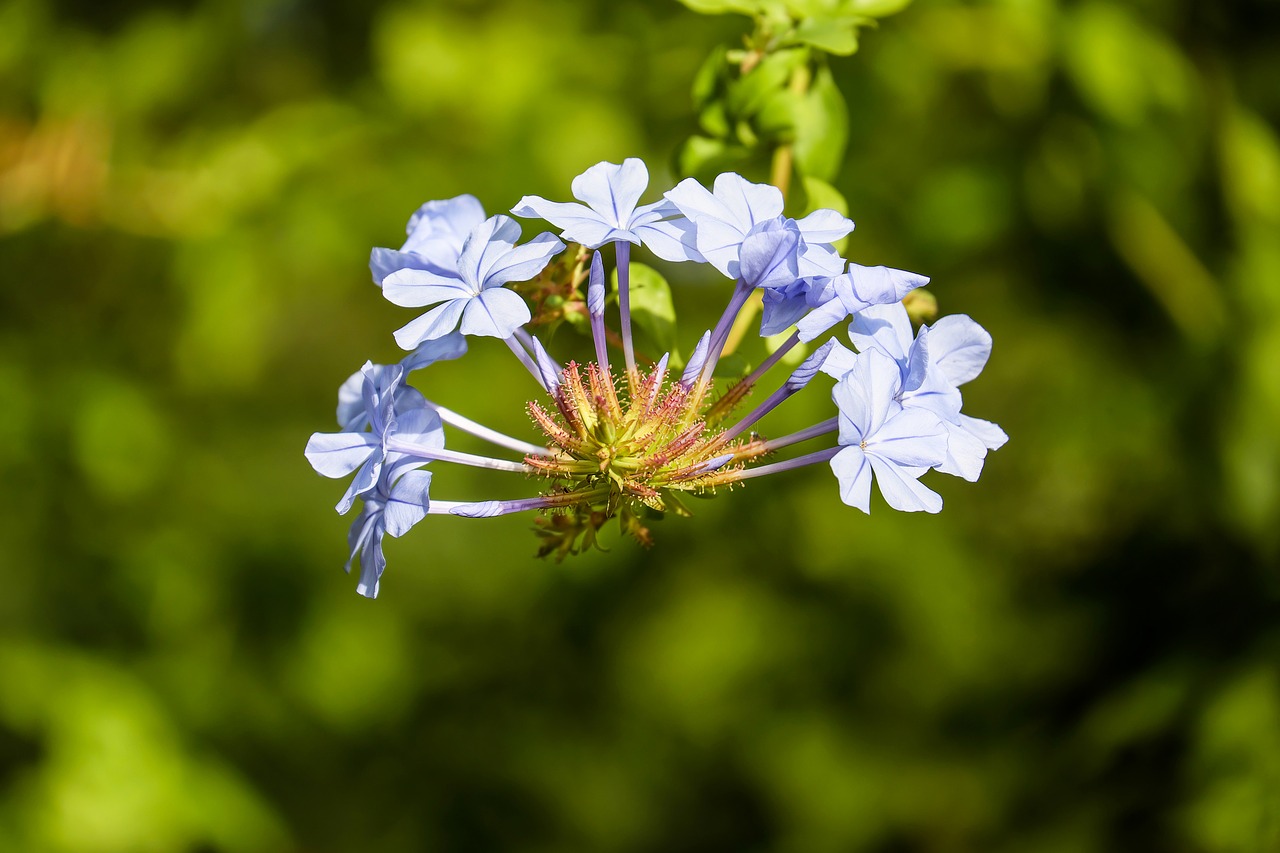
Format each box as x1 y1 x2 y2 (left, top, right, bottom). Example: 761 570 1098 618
2 0 1279 850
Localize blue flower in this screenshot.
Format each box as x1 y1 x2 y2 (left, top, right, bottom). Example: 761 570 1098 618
381 215 564 347
345 462 435 598
835 302 1008 481
663 172 853 280
370 194 487 285
305 363 446 513
829 348 949 513
512 158 683 253
761 263 926 340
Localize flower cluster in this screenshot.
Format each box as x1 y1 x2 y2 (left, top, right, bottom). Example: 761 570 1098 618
306 159 1006 597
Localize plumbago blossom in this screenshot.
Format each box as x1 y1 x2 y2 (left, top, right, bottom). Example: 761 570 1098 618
306 159 1007 596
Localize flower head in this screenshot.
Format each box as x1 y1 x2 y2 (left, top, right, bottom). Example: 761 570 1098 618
830 349 948 513
382 215 564 347
512 158 681 252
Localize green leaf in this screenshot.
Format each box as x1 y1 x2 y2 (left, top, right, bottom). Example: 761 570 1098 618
839 0 912 18
789 17 860 55
691 45 728 108
699 100 731 138
712 352 751 378
792 65 848 181
725 49 803 119
677 135 756 181
613 262 680 362
800 176 848 216
675 0 763 16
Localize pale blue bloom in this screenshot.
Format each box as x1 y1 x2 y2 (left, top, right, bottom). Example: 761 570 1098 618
831 302 1008 481
829 349 949 513
737 219 801 289
662 172 853 280
305 364 446 513
370 194 487 285
335 333 466 431
512 158 687 255
760 263 926 341
345 462 435 598
381 215 564 347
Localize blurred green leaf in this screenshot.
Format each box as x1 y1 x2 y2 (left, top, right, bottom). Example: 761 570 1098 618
615 262 680 361
792 65 848 180
676 0 764 15
788 17 862 55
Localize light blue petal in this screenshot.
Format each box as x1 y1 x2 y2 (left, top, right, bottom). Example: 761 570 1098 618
480 232 564 289
844 264 928 311
457 215 522 290
760 288 810 336
846 349 903 436
345 509 378 574
739 222 800 289
570 158 649 227
903 327 930 393
370 248 445 285
710 172 784 230
393 299 467 349
902 366 964 422
794 209 855 243
694 216 750 278
305 431 377 477
830 445 873 513
354 518 387 598
868 455 943 513
926 314 992 386
337 455 381 515
635 218 704 263
868 408 948 469
459 287 531 338
384 470 433 537
336 361 373 427
404 194 485 249
797 242 846 279
664 177 727 225
957 413 1008 451
935 420 988 482
818 339 857 379
382 268 472 308
401 331 468 373
392 406 445 452
795 297 848 342
832 374 870 445
849 301 913 363
511 196 616 248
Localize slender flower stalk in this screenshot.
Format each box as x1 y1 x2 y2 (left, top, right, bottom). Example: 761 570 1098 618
616 240 637 382
384 438 533 472
504 335 548 390
422 399 548 456
705 446 842 485
694 278 755 398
